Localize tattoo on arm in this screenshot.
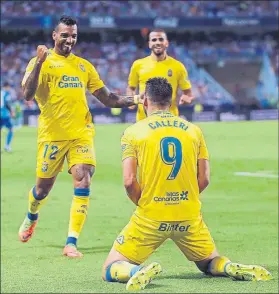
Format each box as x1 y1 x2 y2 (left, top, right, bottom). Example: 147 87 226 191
23 60 43 101
93 86 135 108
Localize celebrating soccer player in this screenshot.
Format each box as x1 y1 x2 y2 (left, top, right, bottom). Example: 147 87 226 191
127 29 194 121
18 15 142 258
102 77 272 290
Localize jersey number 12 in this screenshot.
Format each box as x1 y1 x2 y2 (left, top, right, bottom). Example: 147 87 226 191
160 137 182 180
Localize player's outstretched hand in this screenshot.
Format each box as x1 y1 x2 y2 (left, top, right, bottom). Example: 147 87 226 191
179 94 195 105
36 45 48 64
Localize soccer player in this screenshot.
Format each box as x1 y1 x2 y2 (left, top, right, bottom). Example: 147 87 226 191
18 15 142 258
127 28 194 121
1 82 15 152
102 77 272 290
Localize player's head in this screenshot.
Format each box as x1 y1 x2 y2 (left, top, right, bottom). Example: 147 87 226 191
52 15 77 56
144 77 172 111
148 29 169 57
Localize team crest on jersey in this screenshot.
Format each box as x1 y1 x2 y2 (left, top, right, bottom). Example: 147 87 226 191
79 63 86 72
167 69 173 77
116 235 124 245
42 161 48 172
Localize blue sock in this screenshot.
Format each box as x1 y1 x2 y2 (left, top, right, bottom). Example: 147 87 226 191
6 129 13 147
66 236 77 246
27 212 38 221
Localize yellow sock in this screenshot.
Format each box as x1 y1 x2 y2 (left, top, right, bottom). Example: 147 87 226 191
28 187 48 215
66 192 90 246
107 261 142 282
208 256 231 276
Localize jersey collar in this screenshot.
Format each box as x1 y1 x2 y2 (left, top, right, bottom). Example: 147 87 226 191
150 110 173 117
149 54 169 62
48 48 75 60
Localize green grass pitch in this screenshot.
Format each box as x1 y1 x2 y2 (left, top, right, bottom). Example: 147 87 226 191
1 121 278 293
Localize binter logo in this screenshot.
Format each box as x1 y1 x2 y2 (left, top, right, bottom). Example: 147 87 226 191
158 223 190 232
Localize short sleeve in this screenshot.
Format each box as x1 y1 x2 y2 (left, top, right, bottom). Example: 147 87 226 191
87 62 105 93
121 131 137 160
198 131 209 160
128 61 139 88
178 63 191 91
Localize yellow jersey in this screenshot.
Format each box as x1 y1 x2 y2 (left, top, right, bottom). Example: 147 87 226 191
22 49 104 142
121 110 209 221
128 56 191 121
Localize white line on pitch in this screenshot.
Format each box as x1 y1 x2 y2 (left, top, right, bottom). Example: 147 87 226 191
234 172 278 178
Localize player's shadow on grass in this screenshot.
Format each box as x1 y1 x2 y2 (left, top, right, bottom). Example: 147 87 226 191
158 273 215 280
45 244 112 253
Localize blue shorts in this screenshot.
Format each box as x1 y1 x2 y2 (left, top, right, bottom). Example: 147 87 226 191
0 117 13 129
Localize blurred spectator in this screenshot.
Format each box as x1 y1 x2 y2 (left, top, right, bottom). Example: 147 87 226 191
1 34 278 109
1 1 278 17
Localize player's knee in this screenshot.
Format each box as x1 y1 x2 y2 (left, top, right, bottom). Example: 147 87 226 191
73 165 95 188
102 264 109 281
196 262 209 274
34 186 51 200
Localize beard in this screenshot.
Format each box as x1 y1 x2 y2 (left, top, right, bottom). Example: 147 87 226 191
152 47 165 56
58 42 75 55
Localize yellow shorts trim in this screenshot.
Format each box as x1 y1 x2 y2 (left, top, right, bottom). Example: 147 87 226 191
113 213 215 264
36 136 96 178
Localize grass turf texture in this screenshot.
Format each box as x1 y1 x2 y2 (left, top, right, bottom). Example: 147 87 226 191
1 121 278 293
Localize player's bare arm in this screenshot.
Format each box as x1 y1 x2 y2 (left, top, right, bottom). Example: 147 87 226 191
126 86 136 96
126 86 137 110
93 86 142 108
179 88 195 105
197 159 210 193
23 45 48 101
122 157 141 205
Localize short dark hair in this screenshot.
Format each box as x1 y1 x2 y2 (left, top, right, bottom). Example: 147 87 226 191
149 28 168 40
145 77 172 106
55 15 77 30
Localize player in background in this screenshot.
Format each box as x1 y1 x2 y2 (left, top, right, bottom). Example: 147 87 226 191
102 78 272 290
18 15 142 258
1 82 15 152
127 28 194 121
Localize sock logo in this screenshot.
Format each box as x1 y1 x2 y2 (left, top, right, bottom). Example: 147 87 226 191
116 235 124 245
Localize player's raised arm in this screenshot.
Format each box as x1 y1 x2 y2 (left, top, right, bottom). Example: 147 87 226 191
92 86 142 108
22 45 48 101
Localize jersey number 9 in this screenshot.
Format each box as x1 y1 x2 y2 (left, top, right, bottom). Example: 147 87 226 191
160 137 182 180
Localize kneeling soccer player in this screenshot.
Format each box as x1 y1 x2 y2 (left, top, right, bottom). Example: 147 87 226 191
102 77 272 290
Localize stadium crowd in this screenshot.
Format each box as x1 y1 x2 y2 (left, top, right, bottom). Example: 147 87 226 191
2 0 279 17
1 34 278 109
